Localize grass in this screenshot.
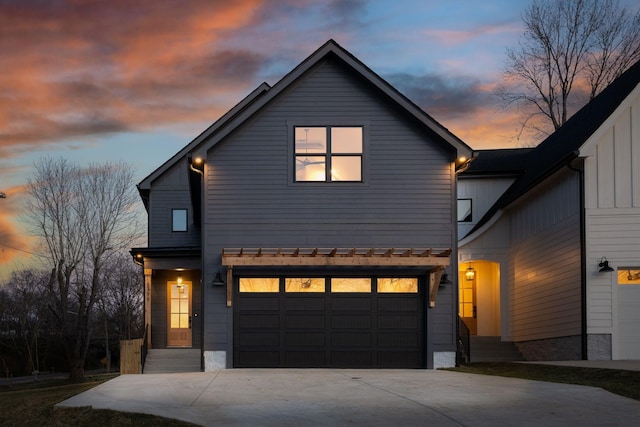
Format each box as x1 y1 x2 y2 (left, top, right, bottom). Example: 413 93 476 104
448 362 640 401
0 373 197 427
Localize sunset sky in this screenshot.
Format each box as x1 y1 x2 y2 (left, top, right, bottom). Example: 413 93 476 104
1 0 638 279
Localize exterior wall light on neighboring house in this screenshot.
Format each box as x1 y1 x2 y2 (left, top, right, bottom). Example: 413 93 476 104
598 257 614 272
212 270 225 286
465 266 476 281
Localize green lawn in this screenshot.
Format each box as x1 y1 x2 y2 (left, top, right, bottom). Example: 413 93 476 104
0 374 196 427
448 362 640 401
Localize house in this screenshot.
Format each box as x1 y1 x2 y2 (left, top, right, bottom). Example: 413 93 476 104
458 59 640 361
131 40 473 371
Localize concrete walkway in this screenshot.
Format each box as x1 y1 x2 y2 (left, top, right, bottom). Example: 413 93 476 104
57 368 640 426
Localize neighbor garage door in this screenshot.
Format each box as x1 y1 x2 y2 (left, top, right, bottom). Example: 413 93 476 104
233 276 425 368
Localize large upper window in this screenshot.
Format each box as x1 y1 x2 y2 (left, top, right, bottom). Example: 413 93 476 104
295 126 363 182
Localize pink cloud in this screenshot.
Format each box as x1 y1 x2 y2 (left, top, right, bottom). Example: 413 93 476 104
0 0 267 158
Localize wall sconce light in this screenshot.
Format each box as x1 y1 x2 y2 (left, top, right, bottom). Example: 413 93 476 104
465 266 476 281
439 272 451 285
212 270 225 286
177 272 183 284
598 257 614 272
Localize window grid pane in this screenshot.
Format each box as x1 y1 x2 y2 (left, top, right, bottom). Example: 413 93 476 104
285 278 325 292
239 278 280 292
378 278 418 293
294 126 363 182
331 278 371 293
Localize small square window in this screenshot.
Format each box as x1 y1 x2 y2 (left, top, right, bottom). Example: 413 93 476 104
458 199 472 222
172 209 188 232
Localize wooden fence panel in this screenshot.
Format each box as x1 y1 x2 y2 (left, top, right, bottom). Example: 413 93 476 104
120 339 143 374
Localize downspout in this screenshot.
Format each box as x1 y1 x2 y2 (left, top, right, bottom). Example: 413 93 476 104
567 154 587 360
189 155 206 370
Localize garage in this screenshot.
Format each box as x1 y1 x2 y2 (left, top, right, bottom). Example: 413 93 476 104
223 247 451 368
233 275 425 368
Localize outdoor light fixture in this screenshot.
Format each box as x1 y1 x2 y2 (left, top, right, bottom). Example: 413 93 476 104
177 272 183 284
598 257 614 272
465 266 476 281
439 272 451 285
212 270 225 286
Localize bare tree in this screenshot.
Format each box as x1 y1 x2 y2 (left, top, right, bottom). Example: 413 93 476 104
499 0 640 140
24 157 142 381
97 253 144 372
0 269 50 377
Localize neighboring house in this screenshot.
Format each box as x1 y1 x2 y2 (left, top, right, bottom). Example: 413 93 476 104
132 40 473 370
458 59 640 361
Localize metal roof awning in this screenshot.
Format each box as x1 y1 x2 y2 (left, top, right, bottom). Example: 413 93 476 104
221 247 451 267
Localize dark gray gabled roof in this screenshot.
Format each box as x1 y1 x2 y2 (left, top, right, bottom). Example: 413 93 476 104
188 39 473 161
137 39 474 198
464 58 640 239
459 148 534 178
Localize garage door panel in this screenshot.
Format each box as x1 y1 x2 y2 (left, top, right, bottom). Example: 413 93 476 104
285 297 325 310
378 297 418 311
332 332 372 347
285 351 327 366
378 332 418 347
331 314 372 329
286 314 325 328
285 332 326 346
238 297 280 310
618 286 640 359
238 314 280 328
332 297 371 311
239 332 279 346
378 315 418 329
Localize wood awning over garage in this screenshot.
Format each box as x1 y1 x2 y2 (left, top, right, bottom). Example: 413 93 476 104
221 247 451 267
221 248 452 308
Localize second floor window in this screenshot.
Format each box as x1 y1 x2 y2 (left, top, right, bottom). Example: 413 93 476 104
172 209 188 232
295 126 363 182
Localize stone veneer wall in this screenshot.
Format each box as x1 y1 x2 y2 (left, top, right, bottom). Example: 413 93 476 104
587 334 612 360
515 335 581 360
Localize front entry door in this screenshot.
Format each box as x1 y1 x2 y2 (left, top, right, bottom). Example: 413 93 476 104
167 281 192 347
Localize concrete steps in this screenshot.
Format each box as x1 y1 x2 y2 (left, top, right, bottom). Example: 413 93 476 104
143 349 201 374
469 336 524 363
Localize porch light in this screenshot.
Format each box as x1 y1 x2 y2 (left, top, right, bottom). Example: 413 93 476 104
212 270 225 286
177 272 183 284
465 267 476 281
598 257 614 272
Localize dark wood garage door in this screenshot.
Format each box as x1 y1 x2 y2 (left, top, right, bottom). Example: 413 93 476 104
234 276 425 368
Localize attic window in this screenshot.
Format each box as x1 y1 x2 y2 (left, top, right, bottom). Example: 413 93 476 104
294 126 363 182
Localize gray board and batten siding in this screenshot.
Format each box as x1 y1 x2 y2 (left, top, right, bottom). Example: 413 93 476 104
200 56 459 367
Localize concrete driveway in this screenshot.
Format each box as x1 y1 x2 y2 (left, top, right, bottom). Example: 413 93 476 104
57 368 640 426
